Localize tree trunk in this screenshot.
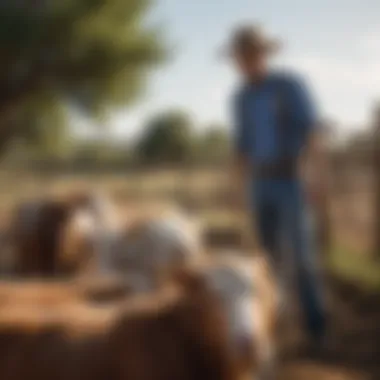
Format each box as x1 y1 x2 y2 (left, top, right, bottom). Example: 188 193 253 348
373 104 380 257
317 194 331 258
0 63 48 159
0 119 17 158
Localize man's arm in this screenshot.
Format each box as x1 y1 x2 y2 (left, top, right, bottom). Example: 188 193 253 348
306 126 332 252
289 74 331 251
305 128 330 206
287 75 329 205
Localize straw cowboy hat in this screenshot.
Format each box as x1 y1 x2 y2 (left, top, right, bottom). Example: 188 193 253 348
221 24 282 57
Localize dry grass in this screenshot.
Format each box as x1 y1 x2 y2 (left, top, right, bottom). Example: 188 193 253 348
0 169 377 288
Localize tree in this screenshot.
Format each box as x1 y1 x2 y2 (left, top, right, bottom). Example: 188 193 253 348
197 125 231 164
0 0 167 156
136 110 194 165
373 103 380 257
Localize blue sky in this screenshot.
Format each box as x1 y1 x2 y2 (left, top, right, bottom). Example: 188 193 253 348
79 0 380 140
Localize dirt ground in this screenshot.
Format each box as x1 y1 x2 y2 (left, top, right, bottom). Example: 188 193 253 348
278 275 380 380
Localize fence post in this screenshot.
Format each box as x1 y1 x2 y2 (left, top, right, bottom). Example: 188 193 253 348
315 119 332 258
373 103 380 257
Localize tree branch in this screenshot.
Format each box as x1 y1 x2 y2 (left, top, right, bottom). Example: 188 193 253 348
0 63 47 121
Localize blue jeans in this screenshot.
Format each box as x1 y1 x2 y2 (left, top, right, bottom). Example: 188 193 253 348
251 179 326 340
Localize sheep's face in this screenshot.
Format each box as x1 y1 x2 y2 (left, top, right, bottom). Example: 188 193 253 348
199 256 276 372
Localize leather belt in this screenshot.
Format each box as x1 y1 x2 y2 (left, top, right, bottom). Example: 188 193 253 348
255 158 299 179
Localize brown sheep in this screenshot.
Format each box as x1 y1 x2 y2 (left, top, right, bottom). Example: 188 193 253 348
183 253 279 380
0 271 239 380
92 204 203 292
9 190 119 277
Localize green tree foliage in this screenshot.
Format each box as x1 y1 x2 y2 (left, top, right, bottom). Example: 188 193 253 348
71 139 130 165
16 91 70 158
136 110 194 165
373 104 380 257
196 125 231 164
0 0 167 155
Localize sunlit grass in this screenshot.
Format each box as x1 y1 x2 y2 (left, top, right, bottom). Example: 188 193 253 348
327 245 380 291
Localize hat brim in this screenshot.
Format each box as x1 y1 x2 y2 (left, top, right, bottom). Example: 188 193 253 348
218 39 282 60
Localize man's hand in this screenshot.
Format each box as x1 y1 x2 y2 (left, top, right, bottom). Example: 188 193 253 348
304 131 330 208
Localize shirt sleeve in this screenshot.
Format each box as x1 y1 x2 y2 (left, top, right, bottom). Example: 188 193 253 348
287 75 319 138
232 91 250 155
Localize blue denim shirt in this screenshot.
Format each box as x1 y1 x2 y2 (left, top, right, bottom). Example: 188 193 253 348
233 71 318 165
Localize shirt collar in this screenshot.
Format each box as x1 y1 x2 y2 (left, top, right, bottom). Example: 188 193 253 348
245 72 275 91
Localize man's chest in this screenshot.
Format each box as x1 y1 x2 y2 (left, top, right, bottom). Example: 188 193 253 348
241 90 283 126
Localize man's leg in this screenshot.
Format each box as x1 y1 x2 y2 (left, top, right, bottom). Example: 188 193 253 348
252 181 281 379
253 181 281 265
281 181 327 342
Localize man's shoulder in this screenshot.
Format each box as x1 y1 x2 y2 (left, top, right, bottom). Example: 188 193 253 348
232 83 250 104
270 69 306 90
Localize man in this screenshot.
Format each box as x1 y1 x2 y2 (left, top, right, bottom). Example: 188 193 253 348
224 24 328 348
